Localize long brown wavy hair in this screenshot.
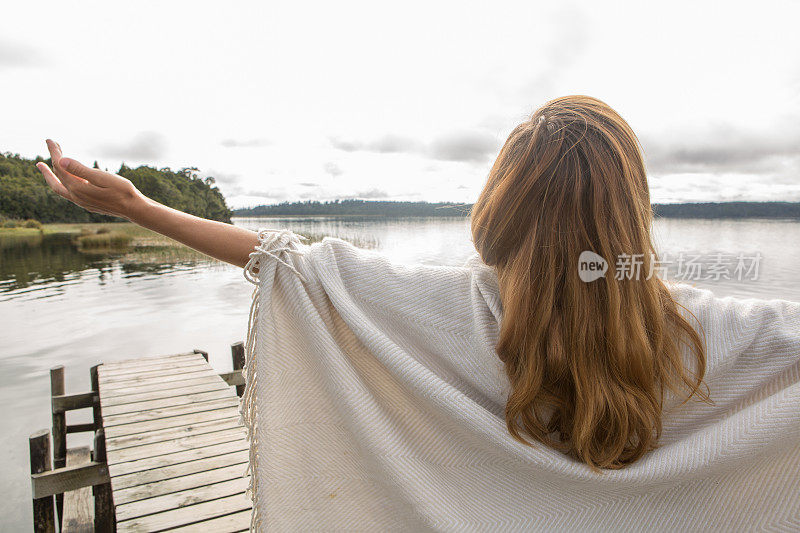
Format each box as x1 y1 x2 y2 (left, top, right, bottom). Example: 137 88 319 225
471 95 710 470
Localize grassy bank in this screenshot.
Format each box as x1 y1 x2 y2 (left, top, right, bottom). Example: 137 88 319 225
0 222 213 263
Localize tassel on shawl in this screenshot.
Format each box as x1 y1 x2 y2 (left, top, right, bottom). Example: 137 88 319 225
241 229 308 532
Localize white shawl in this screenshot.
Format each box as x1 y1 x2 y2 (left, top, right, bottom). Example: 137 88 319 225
241 228 800 532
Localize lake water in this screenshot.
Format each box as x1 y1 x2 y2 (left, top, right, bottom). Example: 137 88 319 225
2 216 799 529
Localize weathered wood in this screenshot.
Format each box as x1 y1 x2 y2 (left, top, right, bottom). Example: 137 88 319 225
31 461 110 499
106 417 244 451
101 389 234 416
105 427 246 465
102 397 240 427
99 358 207 377
161 508 251 532
67 423 96 434
29 429 56 533
113 462 249 505
95 352 252 530
116 492 251 532
52 391 95 414
98 365 211 385
92 429 115 532
100 374 225 396
193 348 209 362
98 363 210 383
116 476 250 521
100 381 230 407
99 367 219 388
90 365 102 430
100 351 197 368
62 447 93 533
104 410 239 439
100 356 205 374
111 450 249 490
108 439 249 477
219 369 245 388
231 341 246 396
50 366 66 529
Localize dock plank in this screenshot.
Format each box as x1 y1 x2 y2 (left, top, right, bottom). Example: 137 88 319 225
106 418 244 450
62 447 93 533
101 390 235 416
104 410 240 438
108 439 249 477
100 382 230 407
116 493 251 532
167 509 251 532
100 352 196 368
103 398 240 427
112 451 249 490
106 427 246 464
100 375 226 396
114 463 248 505
99 368 219 387
99 364 211 382
97 352 252 530
116 477 250 521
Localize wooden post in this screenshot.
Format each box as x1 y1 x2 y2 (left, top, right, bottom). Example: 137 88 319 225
92 428 115 532
29 429 55 533
50 366 66 529
231 342 246 397
90 364 102 430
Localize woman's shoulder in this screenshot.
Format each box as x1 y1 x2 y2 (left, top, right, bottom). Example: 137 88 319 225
665 280 800 318
307 236 473 278
664 280 800 373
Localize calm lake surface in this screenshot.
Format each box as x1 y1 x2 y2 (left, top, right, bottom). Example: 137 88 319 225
2 216 800 529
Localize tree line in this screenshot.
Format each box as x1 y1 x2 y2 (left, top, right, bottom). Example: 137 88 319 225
236 199 800 219
0 152 232 223
234 199 473 217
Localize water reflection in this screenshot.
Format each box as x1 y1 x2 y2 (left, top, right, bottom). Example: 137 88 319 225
3 217 800 301
0 232 97 290
0 216 799 529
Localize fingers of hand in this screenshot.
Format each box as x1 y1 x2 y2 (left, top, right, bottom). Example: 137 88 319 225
45 139 66 176
36 162 72 199
44 140 92 191
37 160 102 206
59 157 114 188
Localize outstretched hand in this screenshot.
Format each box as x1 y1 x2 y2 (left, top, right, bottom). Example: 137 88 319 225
37 140 144 220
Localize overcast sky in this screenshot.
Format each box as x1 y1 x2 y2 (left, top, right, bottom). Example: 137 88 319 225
2 0 799 208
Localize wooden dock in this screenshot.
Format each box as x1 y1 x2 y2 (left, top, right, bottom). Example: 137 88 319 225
29 344 252 532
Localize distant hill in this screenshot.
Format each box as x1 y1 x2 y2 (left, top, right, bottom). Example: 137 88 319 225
235 200 800 219
0 152 232 223
234 200 472 217
652 202 800 219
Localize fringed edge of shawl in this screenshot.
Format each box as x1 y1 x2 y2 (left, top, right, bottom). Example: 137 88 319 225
241 229 308 532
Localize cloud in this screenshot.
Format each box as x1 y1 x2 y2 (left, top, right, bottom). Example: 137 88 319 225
298 182 320 187
96 131 167 161
330 130 498 164
344 188 390 199
221 138 270 148
0 39 48 69
323 162 342 178
641 122 800 179
330 135 423 154
203 170 244 194
428 131 497 163
244 188 289 201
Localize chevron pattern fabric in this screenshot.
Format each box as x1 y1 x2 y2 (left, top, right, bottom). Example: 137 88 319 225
241 229 800 532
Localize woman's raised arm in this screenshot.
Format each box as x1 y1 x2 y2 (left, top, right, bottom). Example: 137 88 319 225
36 139 259 268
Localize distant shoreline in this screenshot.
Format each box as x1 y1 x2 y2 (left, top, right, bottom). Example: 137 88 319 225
233 200 800 220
